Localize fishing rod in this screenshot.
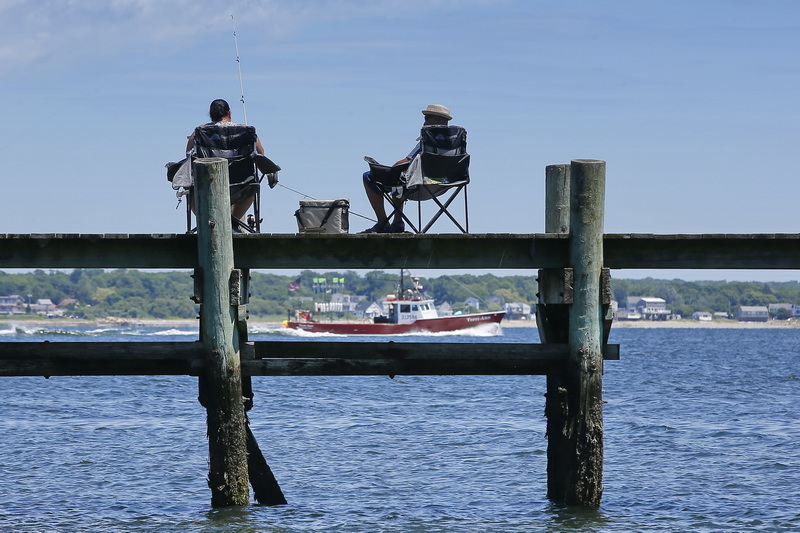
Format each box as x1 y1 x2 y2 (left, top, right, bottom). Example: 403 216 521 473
231 14 248 124
229 15 374 224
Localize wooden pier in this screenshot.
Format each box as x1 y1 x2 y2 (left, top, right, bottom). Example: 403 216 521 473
2 158 799 508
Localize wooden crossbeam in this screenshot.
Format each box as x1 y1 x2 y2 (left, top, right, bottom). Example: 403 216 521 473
0 341 619 377
2 233 799 270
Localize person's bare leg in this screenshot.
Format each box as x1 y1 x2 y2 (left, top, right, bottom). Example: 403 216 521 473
390 195 404 225
364 181 389 227
232 195 255 221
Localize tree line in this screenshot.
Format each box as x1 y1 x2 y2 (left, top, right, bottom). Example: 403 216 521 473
1 269 799 320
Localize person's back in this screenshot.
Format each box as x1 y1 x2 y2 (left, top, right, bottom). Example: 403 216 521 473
193 123 258 160
419 125 467 157
193 123 259 187
185 99 266 224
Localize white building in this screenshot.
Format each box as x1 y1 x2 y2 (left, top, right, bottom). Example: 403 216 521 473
464 297 481 311
633 297 672 321
0 295 25 315
503 302 532 320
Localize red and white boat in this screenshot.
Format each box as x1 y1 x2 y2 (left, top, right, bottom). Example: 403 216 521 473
283 272 505 335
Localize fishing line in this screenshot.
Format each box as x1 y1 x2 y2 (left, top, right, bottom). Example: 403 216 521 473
443 274 488 306
231 14 248 124
278 183 315 199
277 184 375 222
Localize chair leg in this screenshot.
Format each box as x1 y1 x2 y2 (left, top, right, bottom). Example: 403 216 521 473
381 191 419 233
252 187 261 233
398 207 419 233
231 215 250 232
186 191 196 234
464 185 469 233
418 198 422 234
420 184 468 234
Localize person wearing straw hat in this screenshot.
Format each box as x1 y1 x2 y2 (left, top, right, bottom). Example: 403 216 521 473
360 104 453 233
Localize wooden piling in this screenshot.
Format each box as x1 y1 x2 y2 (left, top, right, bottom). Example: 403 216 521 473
544 164 571 235
566 159 606 506
539 164 573 504
542 160 606 507
194 158 250 507
537 164 571 345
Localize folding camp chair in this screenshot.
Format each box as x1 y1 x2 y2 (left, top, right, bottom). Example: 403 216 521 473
365 125 470 234
405 125 470 233
166 123 279 233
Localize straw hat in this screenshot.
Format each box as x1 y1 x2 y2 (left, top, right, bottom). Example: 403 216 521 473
422 104 452 120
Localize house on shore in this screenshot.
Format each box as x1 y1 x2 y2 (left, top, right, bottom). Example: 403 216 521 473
736 305 769 322
356 301 384 319
436 302 454 317
0 295 25 315
464 297 481 311
503 302 532 320
768 303 800 318
623 296 672 321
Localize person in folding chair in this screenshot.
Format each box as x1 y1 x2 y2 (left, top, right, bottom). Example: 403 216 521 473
360 104 456 234
168 98 280 234
184 99 266 231
361 104 471 234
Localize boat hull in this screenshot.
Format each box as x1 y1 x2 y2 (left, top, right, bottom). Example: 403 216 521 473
286 311 505 335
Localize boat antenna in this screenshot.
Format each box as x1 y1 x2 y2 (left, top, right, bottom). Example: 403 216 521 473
231 14 248 124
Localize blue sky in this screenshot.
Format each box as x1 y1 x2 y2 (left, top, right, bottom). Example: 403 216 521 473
2 0 799 282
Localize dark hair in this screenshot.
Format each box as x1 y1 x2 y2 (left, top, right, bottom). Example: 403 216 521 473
209 99 231 122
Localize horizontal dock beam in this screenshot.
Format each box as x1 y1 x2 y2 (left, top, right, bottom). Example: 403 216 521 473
1 233 798 270
604 233 800 270
0 341 619 377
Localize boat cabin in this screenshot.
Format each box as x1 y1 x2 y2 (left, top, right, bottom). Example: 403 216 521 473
381 296 439 324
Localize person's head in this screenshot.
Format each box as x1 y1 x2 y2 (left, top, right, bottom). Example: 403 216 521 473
422 104 451 126
209 99 231 122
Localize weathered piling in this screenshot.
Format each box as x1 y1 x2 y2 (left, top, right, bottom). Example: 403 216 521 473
566 159 605 506
194 158 250 507
538 164 574 504
537 164 571 345
541 160 606 507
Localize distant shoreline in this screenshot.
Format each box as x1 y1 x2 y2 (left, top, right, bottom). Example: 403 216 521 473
3 317 799 330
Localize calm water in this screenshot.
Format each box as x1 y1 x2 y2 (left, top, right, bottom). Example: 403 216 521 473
0 323 798 532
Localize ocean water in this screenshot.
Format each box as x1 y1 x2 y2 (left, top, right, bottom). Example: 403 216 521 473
0 323 798 532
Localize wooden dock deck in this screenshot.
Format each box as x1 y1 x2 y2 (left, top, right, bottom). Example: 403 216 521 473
2 159 798 508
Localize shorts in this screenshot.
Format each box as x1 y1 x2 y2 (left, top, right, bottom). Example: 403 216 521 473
229 181 258 204
363 171 382 194
189 181 258 209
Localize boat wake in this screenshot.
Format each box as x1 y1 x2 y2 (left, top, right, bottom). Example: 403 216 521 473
3 324 96 337
0 324 199 337
149 328 198 336
255 327 342 338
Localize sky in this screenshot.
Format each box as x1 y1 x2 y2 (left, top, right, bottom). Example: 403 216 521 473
2 0 799 282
